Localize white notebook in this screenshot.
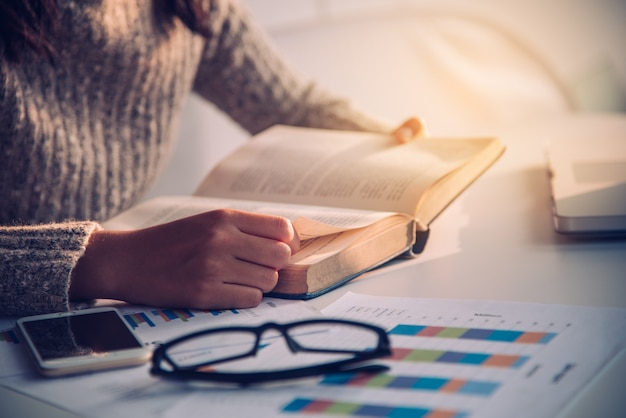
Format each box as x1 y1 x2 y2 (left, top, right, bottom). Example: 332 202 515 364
548 130 626 236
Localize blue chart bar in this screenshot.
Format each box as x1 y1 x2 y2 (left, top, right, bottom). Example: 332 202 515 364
208 309 240 317
282 398 468 418
392 348 529 369
389 324 557 344
321 373 500 396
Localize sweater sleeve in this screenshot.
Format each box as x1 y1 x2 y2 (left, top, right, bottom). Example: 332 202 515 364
0 222 101 316
192 0 394 135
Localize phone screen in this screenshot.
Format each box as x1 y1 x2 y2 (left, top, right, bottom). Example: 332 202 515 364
20 310 143 360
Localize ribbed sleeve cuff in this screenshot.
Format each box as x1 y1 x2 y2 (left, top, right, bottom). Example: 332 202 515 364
0 221 101 316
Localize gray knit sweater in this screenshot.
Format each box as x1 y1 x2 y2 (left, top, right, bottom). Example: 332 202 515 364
0 0 389 316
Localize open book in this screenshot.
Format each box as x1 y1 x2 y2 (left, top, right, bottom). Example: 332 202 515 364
104 125 505 299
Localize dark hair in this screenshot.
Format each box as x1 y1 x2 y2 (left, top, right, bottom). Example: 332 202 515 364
0 0 211 62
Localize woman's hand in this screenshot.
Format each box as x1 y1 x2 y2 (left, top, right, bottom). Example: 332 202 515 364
69 209 299 310
392 117 427 143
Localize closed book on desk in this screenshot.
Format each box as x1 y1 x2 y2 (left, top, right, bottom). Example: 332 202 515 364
105 125 504 298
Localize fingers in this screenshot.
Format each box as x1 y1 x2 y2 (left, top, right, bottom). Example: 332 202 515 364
197 209 298 269
189 209 296 292
393 117 427 143
183 232 284 310
209 253 279 293
234 234 292 269
197 282 266 310
233 210 300 254
101 209 301 312
213 287 265 309
195 210 300 308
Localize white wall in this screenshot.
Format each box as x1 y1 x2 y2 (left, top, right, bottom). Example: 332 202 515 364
243 0 626 112
146 0 626 199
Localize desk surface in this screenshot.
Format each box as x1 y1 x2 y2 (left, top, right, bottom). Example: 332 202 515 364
3 114 625 417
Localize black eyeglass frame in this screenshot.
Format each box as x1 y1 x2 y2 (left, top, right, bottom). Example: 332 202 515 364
150 318 391 385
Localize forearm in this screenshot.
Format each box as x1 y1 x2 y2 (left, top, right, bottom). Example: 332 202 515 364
192 0 392 135
68 229 127 302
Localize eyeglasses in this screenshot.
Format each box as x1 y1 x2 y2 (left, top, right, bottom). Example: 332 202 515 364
150 319 391 386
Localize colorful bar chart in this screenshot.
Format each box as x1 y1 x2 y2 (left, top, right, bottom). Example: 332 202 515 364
123 307 241 329
152 308 195 322
320 373 500 397
389 325 556 344
124 312 156 329
282 398 468 418
391 348 529 369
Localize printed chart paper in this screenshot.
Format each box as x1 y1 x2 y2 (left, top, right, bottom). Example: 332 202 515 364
165 293 626 418
0 298 321 417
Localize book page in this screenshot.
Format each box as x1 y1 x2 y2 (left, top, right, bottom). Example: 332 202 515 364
103 196 402 240
195 126 498 218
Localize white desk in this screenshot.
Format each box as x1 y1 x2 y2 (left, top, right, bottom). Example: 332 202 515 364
3 114 624 418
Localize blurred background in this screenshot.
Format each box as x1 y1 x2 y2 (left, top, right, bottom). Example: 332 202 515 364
146 0 626 198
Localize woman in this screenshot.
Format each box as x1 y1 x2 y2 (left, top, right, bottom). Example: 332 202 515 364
0 0 422 316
